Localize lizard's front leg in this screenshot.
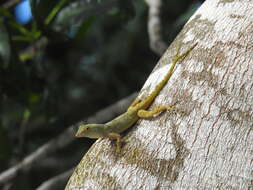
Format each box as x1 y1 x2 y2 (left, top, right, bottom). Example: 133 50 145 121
108 132 122 153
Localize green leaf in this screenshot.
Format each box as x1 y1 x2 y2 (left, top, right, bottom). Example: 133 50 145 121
12 35 34 42
53 0 117 30
74 16 94 41
0 21 11 68
45 0 69 25
29 93 40 104
7 20 30 35
23 108 31 122
0 8 12 18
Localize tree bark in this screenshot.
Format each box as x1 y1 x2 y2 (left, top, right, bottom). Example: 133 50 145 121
65 0 253 189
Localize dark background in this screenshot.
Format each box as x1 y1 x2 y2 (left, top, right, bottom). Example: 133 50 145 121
0 0 204 189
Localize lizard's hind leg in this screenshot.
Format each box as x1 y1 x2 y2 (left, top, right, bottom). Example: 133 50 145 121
137 105 173 118
128 98 142 111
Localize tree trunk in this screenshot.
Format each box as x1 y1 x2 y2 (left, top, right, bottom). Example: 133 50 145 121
65 0 253 189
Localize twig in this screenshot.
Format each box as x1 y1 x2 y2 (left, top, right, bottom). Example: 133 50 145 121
36 168 74 190
0 92 137 185
144 0 168 55
2 0 21 9
19 37 48 62
3 183 12 190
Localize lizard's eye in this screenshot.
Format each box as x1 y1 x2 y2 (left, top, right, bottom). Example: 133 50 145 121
86 127 89 130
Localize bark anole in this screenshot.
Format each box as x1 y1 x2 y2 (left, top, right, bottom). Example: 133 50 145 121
76 43 197 153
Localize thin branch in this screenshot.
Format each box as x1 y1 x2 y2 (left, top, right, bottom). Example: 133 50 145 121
2 0 21 9
19 37 48 62
36 168 74 190
145 0 168 55
0 92 137 185
33 157 71 171
3 183 12 190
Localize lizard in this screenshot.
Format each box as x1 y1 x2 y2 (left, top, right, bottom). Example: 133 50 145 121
75 43 197 153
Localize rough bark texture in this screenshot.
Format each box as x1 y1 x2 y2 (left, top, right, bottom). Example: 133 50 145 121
66 0 253 189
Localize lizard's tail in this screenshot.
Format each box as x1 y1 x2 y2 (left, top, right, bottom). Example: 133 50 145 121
138 43 197 109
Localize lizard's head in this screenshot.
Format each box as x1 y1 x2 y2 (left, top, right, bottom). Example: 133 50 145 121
75 124 106 139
